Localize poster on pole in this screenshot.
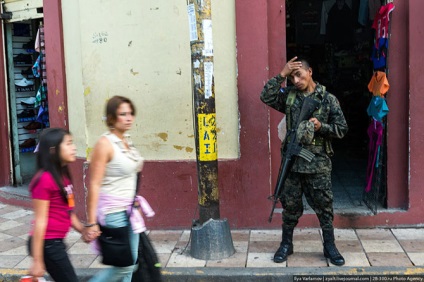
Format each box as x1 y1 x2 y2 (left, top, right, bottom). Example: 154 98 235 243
198 113 217 161
202 19 213 56
187 4 198 41
204 62 213 99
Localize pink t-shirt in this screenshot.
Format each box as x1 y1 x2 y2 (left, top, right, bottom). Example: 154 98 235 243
372 3 395 46
30 171 73 239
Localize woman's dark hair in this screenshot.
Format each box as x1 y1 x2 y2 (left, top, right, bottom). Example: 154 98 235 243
106 96 136 128
31 128 72 203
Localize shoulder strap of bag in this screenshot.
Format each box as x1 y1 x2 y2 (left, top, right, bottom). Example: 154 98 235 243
129 172 142 216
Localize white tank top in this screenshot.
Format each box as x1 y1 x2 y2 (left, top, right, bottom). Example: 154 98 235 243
101 132 144 214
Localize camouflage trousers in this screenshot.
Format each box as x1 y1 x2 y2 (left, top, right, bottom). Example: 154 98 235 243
280 171 334 230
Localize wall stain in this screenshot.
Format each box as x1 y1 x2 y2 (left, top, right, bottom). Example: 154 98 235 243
185 147 194 153
150 7 159 10
146 142 161 152
130 68 139 75
84 87 91 96
128 41 132 47
157 132 168 141
56 89 60 96
174 145 183 150
176 68 182 75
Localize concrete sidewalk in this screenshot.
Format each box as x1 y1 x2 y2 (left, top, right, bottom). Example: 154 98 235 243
1 202 424 281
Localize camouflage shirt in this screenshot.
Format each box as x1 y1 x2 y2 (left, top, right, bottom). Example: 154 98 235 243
260 75 348 173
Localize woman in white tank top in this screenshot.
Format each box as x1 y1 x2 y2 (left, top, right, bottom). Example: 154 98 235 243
84 96 143 282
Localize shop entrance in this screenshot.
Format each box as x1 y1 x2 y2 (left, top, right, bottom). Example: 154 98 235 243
285 0 387 213
2 1 48 185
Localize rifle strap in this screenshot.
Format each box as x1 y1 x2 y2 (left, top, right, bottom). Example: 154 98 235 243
285 86 329 131
285 90 296 131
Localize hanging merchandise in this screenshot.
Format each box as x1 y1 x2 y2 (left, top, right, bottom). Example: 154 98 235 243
363 1 395 198
358 0 369 27
372 2 395 47
367 96 389 122
34 23 49 129
18 22 49 154
8 22 39 155
371 38 388 70
32 54 41 78
368 71 390 96
365 120 383 193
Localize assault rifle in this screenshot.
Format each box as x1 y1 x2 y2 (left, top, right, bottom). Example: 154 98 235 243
268 97 320 223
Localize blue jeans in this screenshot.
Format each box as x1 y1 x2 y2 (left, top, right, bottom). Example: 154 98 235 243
89 211 139 282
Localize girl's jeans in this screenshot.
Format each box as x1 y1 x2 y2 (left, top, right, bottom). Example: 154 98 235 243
28 237 78 282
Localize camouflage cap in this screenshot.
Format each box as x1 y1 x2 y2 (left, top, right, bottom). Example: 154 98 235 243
296 120 314 144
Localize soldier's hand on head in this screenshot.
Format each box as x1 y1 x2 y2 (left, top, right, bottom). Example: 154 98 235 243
280 56 302 78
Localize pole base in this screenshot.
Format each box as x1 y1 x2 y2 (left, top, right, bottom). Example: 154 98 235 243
190 218 235 260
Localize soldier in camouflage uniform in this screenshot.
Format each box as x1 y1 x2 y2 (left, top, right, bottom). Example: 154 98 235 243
260 56 348 266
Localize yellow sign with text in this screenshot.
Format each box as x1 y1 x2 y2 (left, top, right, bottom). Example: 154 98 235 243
198 113 217 161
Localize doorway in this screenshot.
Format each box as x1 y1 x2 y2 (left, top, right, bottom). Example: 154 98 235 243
2 1 47 185
285 0 387 213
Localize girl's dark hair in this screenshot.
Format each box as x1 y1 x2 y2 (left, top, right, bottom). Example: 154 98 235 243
105 96 136 128
31 128 72 203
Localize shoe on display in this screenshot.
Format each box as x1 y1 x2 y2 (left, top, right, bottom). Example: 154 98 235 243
13 53 32 64
22 39 35 50
21 67 33 75
17 109 35 118
15 78 34 87
19 138 36 148
20 96 36 106
23 121 42 130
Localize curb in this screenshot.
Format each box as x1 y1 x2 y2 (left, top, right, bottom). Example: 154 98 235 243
2 267 424 282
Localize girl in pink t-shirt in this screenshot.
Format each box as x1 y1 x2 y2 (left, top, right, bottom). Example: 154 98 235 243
28 128 84 282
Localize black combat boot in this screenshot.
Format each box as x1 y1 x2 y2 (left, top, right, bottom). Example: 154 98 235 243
322 228 345 266
273 226 294 263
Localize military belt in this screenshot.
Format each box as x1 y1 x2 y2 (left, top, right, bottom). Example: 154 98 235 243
311 137 325 146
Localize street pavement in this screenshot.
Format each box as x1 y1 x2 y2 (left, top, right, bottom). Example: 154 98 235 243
0 202 424 281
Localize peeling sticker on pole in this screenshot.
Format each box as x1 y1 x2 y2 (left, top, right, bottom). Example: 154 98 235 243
198 113 217 161
194 74 202 88
204 62 213 99
187 4 198 41
202 19 213 56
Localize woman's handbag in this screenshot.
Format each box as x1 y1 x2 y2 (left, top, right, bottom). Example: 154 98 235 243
97 172 141 267
98 223 134 267
131 232 162 282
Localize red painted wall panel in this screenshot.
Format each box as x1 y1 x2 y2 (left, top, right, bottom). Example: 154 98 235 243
267 1 287 197
0 23 12 186
43 0 68 130
386 0 409 208
408 0 424 212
